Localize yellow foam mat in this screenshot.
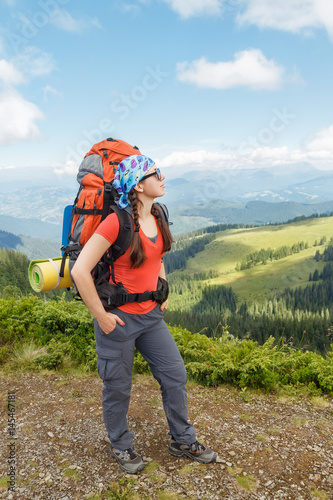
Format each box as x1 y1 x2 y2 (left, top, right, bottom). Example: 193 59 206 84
28 257 73 292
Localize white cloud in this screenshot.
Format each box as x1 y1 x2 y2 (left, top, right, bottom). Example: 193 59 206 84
50 9 101 33
43 85 62 101
306 125 333 153
52 160 78 176
0 165 17 171
157 125 333 172
162 0 222 18
120 3 142 15
158 149 227 167
177 49 284 90
0 49 54 145
14 47 56 78
237 0 333 39
287 67 306 86
0 59 24 85
0 90 43 145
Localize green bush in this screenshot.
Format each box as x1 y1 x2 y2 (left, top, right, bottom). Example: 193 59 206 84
33 338 74 370
1 295 332 395
133 349 151 374
0 346 9 365
8 343 48 371
0 295 40 345
169 326 333 394
0 295 96 370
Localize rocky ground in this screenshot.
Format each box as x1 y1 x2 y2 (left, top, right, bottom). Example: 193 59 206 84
0 371 332 500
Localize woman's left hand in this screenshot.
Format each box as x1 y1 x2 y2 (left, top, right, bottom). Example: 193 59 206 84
160 298 169 311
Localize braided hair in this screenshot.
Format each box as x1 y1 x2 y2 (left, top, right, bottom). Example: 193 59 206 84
128 190 173 269
151 203 173 252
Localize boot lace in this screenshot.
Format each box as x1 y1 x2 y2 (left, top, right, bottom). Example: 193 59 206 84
189 441 206 453
114 447 138 460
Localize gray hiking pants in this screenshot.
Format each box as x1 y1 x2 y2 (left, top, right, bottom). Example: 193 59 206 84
94 304 196 450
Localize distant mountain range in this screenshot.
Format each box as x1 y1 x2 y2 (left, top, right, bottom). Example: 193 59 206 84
0 161 333 239
179 199 333 225
162 162 333 206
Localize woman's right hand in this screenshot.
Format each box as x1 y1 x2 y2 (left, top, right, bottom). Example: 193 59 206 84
97 312 125 334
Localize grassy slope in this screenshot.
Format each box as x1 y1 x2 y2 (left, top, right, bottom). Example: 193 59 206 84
170 216 333 305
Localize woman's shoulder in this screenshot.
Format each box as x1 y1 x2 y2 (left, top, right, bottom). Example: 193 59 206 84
95 211 120 242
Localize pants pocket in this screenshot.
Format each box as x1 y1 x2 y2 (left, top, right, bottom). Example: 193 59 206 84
97 351 123 382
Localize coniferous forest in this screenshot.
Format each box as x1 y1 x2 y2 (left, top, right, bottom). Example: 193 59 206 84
164 226 333 355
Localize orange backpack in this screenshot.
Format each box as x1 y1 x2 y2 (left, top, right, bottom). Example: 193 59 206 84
71 137 141 247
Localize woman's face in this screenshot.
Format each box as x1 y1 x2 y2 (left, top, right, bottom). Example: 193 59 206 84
140 165 165 199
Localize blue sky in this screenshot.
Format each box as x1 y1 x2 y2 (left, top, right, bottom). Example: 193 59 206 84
1 0 333 190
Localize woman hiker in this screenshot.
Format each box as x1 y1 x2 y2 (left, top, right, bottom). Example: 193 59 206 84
71 154 217 474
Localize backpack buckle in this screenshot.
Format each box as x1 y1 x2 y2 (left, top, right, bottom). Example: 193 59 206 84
152 290 164 303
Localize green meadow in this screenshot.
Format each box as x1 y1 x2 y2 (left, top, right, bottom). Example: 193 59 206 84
170 216 333 306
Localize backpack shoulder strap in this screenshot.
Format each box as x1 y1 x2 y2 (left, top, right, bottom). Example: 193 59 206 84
97 205 133 286
108 205 134 262
154 202 172 225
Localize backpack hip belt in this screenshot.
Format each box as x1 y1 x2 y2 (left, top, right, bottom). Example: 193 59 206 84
96 276 169 310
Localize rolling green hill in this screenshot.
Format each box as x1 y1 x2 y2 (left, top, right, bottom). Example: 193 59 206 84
164 216 333 353
168 216 333 306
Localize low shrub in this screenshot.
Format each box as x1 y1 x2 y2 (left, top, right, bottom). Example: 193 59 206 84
169 326 333 394
1 295 332 395
9 343 48 371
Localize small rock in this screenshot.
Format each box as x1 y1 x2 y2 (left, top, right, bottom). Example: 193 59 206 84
47 431 54 438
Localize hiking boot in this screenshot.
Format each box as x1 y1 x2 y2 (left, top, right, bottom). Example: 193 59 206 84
110 446 146 474
168 438 217 463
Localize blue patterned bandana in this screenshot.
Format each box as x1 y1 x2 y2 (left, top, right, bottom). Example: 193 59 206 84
113 155 155 208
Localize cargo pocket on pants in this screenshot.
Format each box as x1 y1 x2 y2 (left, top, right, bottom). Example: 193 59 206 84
97 350 124 383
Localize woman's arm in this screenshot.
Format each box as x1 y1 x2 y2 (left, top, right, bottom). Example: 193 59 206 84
71 233 125 334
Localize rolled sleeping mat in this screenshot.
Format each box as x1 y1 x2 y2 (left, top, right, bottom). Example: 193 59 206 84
28 257 73 292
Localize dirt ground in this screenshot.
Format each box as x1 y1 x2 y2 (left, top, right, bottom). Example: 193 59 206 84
0 371 332 500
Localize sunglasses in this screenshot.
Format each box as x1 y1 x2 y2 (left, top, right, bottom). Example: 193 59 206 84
141 168 162 181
